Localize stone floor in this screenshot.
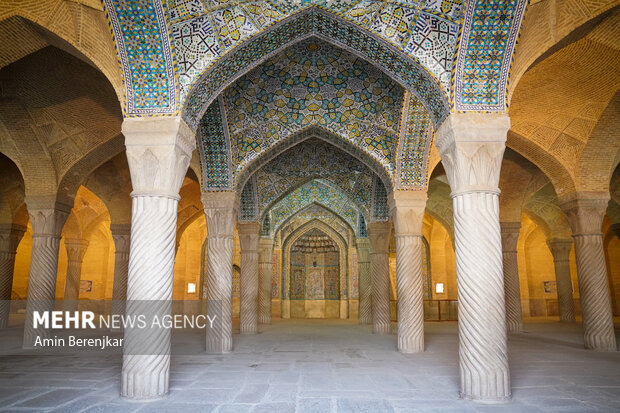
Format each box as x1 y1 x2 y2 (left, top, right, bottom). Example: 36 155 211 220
0 319 619 412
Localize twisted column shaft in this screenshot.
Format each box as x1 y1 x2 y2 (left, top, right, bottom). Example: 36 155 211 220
389 190 427 353
561 195 616 351
258 238 273 324
368 221 392 335
500 222 523 333
436 113 511 401
62 239 89 312
203 192 238 353
0 225 25 328
111 224 131 327
547 239 575 322
238 222 260 334
120 116 195 399
23 205 70 348
356 238 371 325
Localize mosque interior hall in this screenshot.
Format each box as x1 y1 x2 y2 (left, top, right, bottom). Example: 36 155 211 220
0 0 619 412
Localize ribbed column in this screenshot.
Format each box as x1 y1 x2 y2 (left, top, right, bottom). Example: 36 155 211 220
110 223 131 329
356 238 371 325
238 222 260 334
436 113 511 401
389 190 427 353
203 192 238 353
258 238 273 324
561 194 616 351
22 203 70 348
0 224 25 328
546 238 575 322
120 116 195 399
62 239 89 312
500 222 523 333
368 221 392 335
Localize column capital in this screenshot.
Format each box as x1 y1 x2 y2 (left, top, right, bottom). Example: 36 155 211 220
356 238 370 262
388 190 427 237
64 238 89 262
122 116 196 198
435 113 509 195
500 221 521 252
0 224 26 253
368 221 392 254
25 199 72 237
238 221 260 252
546 238 573 261
559 192 610 235
110 223 131 253
258 237 274 257
202 191 239 237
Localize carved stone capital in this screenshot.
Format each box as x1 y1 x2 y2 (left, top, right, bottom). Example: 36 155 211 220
559 193 610 236
111 223 131 253
202 192 239 237
356 238 370 262
26 201 71 237
238 222 260 253
0 224 26 253
500 222 521 252
368 221 392 254
123 117 196 198
388 190 427 237
435 113 509 195
546 238 572 262
64 239 89 263
258 237 274 260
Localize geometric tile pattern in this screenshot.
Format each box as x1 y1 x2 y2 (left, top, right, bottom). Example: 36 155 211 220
270 179 360 234
251 138 374 220
104 0 178 115
371 176 389 221
223 39 404 176
453 0 528 111
358 213 368 237
180 9 451 127
397 93 433 189
239 176 258 221
197 99 232 190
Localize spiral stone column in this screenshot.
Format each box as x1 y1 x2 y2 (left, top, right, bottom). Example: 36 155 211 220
0 224 25 328
120 117 195 399
238 222 260 334
258 237 273 324
436 113 511 401
356 238 371 325
388 190 427 353
62 239 89 312
546 238 575 322
368 221 392 335
561 194 616 351
203 192 238 353
500 222 523 333
22 201 71 348
110 223 131 327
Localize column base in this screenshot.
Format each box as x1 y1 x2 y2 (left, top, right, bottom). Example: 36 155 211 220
398 338 424 353
121 355 170 399
373 323 391 334
460 393 511 403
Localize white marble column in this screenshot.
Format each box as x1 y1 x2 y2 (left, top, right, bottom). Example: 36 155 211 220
258 237 273 324
62 239 89 312
356 238 371 325
203 192 238 353
388 190 427 353
0 224 25 328
110 223 131 326
500 222 523 333
120 117 195 399
435 113 511 401
561 194 616 351
368 221 392 335
23 201 71 347
546 238 575 322
238 222 260 334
